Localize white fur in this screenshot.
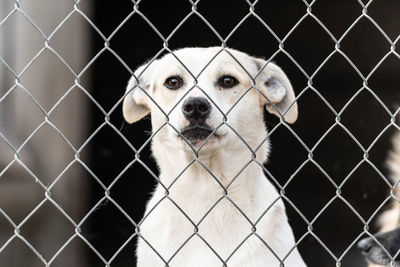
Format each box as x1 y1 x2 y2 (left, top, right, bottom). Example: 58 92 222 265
365 132 400 267
377 132 400 233
123 47 306 266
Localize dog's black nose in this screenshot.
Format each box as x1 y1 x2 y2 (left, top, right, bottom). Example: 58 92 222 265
358 238 373 253
182 97 211 121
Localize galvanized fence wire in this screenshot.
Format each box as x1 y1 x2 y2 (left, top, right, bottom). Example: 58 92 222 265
0 0 400 266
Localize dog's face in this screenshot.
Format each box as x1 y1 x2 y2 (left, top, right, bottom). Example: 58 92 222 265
123 47 297 157
358 227 400 266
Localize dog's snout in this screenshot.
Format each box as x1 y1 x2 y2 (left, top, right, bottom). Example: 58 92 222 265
357 238 373 253
182 97 211 121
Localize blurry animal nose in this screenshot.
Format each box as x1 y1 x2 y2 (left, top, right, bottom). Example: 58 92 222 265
357 238 373 253
182 97 211 121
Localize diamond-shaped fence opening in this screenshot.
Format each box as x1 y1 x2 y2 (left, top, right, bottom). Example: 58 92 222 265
0 0 399 266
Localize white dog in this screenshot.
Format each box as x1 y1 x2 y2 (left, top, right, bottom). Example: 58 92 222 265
123 47 307 266
358 132 400 266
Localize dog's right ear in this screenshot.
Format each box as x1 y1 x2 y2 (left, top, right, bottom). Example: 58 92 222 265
123 61 157 123
253 58 298 124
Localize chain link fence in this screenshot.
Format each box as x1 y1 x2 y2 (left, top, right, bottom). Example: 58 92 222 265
1 0 400 266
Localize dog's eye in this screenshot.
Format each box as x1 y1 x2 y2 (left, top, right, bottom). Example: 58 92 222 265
165 76 183 90
218 75 239 89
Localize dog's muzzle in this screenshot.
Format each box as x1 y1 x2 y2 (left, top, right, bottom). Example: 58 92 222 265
181 97 215 146
181 124 214 144
357 227 400 266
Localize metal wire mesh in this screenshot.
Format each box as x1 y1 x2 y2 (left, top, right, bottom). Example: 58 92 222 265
0 0 400 266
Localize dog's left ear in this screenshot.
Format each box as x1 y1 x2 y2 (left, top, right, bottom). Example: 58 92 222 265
254 59 298 123
122 61 157 124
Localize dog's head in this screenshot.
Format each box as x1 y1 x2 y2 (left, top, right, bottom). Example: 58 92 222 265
123 47 297 160
358 227 400 266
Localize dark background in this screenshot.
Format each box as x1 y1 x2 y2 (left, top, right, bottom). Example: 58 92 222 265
86 1 400 266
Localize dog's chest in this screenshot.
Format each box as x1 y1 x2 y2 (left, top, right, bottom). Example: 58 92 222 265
141 198 256 265
137 181 283 266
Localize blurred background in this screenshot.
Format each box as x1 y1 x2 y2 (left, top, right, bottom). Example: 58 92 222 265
0 0 399 266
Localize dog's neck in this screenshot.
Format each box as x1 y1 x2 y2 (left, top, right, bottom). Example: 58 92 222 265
151 136 270 191
150 135 278 223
